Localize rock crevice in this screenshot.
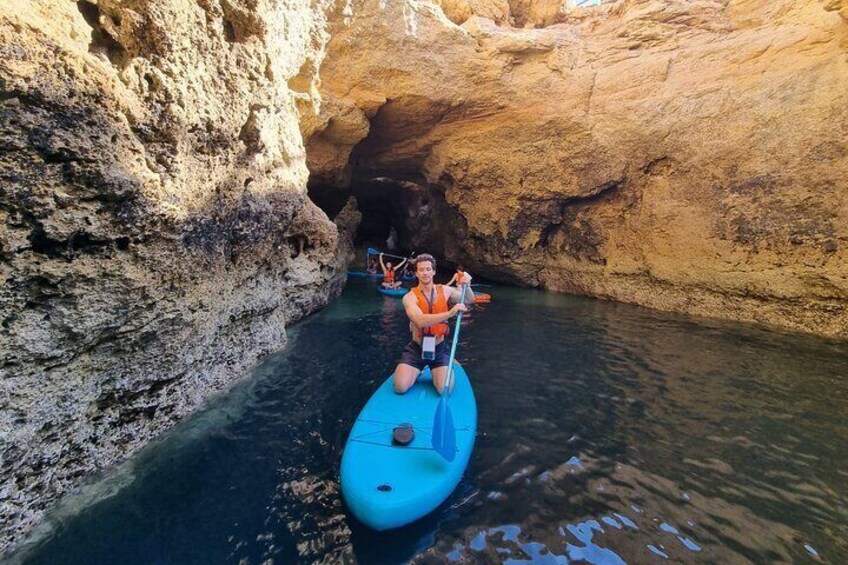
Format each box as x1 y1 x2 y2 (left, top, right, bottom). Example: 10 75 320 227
1 0 847 554
1 0 350 552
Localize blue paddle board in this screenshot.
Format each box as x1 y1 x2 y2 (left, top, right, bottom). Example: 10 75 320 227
377 287 408 297
341 364 477 530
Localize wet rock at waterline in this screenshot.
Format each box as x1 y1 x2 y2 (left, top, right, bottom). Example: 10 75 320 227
309 0 848 338
0 0 349 552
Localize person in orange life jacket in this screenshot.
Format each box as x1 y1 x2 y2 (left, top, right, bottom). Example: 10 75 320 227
445 265 466 288
394 254 474 395
379 253 407 289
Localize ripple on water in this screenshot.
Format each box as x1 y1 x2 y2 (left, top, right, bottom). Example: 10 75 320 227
13 281 848 564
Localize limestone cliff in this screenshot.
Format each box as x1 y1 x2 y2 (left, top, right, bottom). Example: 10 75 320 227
0 0 350 551
2 0 847 554
308 0 848 338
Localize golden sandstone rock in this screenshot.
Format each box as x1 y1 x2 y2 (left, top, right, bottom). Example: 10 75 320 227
0 0 345 549
0 0 846 551
310 0 848 338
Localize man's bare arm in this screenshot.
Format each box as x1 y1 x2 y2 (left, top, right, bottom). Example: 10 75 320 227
404 292 463 328
446 273 475 305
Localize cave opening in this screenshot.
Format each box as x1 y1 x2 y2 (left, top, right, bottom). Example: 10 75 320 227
349 178 404 249
304 96 472 278
308 175 441 262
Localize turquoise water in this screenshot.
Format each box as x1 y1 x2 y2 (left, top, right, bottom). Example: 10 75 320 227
11 278 848 564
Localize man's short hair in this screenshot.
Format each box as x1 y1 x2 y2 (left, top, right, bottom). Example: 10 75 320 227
414 253 437 271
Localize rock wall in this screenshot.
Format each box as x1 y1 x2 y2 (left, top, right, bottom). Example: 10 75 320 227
1 0 846 554
0 0 350 551
308 0 848 338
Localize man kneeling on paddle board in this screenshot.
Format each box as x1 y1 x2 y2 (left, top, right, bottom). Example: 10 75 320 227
394 253 474 395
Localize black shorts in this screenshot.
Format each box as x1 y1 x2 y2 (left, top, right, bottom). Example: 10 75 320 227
398 340 451 371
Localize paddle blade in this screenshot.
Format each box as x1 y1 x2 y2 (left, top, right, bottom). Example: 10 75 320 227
432 396 457 461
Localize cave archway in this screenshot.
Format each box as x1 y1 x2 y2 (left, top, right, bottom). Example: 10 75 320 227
304 95 478 278
308 175 444 258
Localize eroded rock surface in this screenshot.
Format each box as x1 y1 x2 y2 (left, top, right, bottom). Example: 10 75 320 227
0 0 350 551
309 0 848 338
1 0 847 554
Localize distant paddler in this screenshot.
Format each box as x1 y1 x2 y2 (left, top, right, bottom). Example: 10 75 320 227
366 255 379 274
448 265 490 303
400 251 417 280
445 265 467 288
379 252 407 289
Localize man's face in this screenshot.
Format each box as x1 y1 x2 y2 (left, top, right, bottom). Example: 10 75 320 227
417 261 434 282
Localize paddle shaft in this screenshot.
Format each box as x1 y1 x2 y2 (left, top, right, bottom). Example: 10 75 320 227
367 248 408 262
443 284 468 394
431 284 468 461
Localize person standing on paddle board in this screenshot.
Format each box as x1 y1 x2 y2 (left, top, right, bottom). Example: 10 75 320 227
394 253 474 395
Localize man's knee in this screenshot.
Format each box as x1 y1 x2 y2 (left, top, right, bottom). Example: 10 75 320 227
393 369 416 394
394 374 415 394
432 368 454 394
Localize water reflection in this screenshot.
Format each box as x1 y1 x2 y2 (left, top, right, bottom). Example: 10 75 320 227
10 280 847 564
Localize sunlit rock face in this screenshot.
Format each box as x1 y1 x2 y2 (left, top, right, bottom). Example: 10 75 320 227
0 0 349 550
1 0 845 553
309 0 848 338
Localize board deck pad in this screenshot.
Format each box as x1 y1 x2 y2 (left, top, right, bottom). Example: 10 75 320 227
341 364 477 530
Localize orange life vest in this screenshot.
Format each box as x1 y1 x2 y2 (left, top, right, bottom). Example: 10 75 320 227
412 285 449 338
384 268 395 283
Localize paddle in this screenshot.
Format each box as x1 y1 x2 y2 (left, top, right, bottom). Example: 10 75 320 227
432 284 468 461
368 247 408 262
